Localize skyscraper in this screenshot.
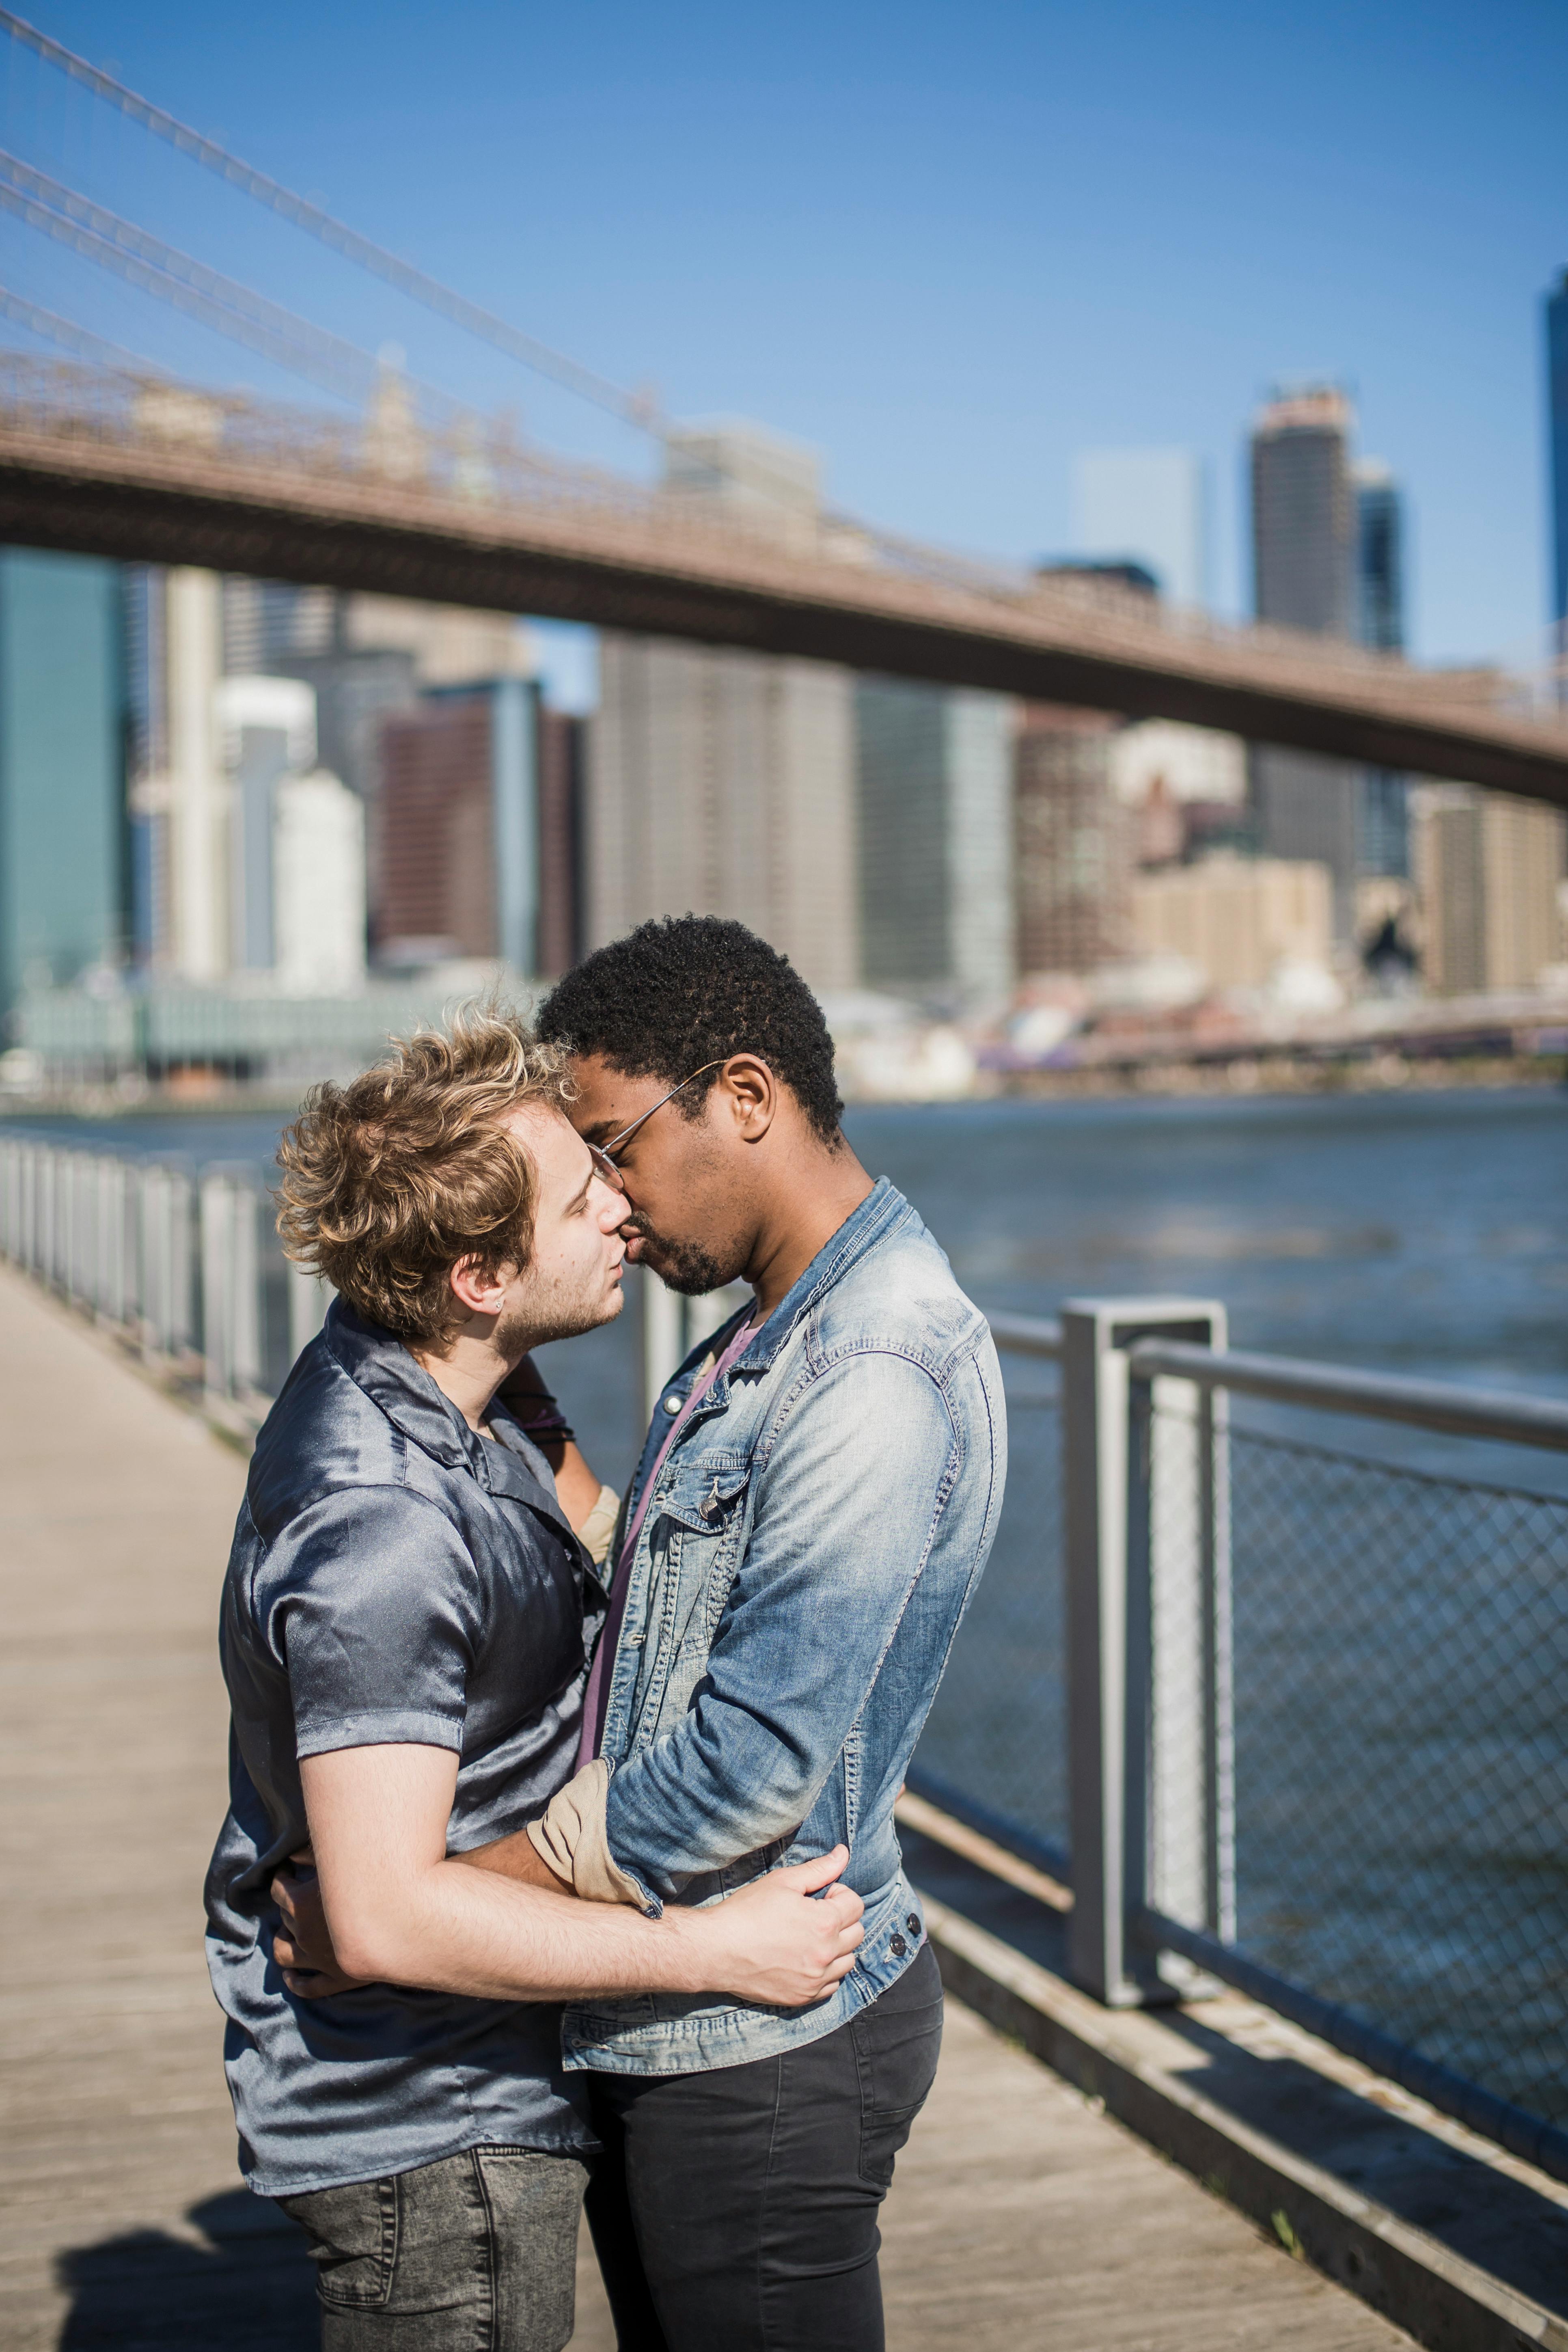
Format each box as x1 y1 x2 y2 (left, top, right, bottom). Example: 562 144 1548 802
1354 459 1408 879
536 706 585 978
1070 450 1207 606
0 549 126 1012
376 679 540 971
588 420 861 993
1012 708 1130 975
1412 787 1567 994
855 681 1015 998
214 675 317 973
1548 269 1568 647
592 635 859 992
1248 387 1359 939
127 565 230 982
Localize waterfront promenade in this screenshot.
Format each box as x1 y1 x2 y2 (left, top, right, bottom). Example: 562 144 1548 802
0 1261 1415 2350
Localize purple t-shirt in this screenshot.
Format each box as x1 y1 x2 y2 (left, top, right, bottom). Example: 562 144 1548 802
578 1309 756 1767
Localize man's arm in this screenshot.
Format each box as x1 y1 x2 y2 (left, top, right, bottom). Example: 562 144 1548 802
526 1348 998 1905
290 1740 862 2005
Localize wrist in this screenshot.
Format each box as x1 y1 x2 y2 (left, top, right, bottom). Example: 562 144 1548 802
649 1905 712 1996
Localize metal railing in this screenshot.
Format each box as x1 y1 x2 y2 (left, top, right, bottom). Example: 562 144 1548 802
914 1295 1568 2186
0 1134 325 1426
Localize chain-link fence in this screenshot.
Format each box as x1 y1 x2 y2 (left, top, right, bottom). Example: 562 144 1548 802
914 1361 1068 1861
1184 1407 1568 2128
913 1308 1568 2168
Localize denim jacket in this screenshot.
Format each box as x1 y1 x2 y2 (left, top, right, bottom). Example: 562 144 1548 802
559 1176 1006 2076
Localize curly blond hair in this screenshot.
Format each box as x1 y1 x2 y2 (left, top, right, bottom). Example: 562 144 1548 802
276 1003 571 1345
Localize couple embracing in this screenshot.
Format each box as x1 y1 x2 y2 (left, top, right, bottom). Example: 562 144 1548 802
205 915 1007 2352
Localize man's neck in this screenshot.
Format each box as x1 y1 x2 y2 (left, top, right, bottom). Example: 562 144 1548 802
410 1335 517 1433
746 1146 876 1318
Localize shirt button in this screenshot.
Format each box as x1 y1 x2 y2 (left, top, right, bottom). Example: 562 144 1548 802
662 1394 681 1415
906 1913 921 1937
889 1933 907 1958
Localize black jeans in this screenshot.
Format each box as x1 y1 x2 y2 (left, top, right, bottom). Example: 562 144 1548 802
278 2145 589 2352
585 1941 943 2352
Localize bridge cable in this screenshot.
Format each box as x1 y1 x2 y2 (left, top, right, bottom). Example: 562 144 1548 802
0 7 659 434
0 148 455 416
0 278 168 375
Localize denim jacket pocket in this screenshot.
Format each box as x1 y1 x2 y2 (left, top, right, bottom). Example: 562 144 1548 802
635 1461 752 1743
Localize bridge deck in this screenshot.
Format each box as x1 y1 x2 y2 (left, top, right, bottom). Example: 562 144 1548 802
0 1262 1411 2350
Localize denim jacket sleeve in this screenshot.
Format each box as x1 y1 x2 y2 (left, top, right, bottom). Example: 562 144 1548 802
600 1344 966 1898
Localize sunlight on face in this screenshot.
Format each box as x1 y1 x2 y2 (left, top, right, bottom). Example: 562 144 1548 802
496 1100 628 1346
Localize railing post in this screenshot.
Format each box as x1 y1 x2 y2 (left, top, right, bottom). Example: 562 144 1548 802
287 1258 330 1366
169 1170 194 1364
1061 1296 1227 2007
72 1152 93 1310
140 1166 166 1361
39 1147 57 1288
232 1182 262 1398
201 1174 233 1400
0 1138 15 1259
1134 1308 1233 1977
642 1267 686 1425
21 1141 39 1272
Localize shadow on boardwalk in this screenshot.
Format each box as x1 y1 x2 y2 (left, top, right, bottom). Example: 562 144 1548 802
56 2191 317 2351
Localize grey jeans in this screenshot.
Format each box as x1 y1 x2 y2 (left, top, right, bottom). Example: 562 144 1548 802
278 2145 589 2352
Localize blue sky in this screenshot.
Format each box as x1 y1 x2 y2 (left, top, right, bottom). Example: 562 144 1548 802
3 0 1565 662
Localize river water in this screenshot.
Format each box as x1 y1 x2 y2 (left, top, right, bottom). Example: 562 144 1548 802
9 1083 1568 2118
11 1082 1568 1451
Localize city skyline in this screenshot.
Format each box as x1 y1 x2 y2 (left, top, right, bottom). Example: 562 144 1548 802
2 1 1563 665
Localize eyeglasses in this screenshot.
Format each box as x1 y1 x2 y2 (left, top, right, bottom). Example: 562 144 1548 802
584 1061 729 1194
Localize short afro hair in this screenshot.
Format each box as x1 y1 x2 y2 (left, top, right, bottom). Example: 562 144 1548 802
536 917 844 1144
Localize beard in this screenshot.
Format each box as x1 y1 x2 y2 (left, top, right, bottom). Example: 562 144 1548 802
626 1213 744 1298
497 1262 623 1356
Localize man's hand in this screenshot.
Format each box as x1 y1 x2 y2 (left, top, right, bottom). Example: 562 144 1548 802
665 1845 865 2007
271 1858 369 1998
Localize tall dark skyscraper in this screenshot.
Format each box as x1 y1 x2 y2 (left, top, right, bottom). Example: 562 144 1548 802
1355 464 1403 652
1549 268 1568 641
1249 387 1360 937
1355 461 1408 878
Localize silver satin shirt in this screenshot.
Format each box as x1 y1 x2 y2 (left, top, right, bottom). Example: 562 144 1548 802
204 1299 600 2197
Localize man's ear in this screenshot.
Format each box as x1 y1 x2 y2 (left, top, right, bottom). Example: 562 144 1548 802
449 1254 512 1320
718 1053 776 1140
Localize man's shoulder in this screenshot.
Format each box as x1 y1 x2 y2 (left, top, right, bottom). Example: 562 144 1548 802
810 1198 988 1375
244 1335 429 1543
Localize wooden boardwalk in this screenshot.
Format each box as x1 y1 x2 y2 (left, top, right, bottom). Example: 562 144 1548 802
0 1262 1413 2351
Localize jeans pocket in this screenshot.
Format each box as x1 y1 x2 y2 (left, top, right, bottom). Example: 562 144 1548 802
278 2175 398 2310
850 1959 944 2188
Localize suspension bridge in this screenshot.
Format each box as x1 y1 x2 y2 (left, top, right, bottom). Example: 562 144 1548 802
0 6 1562 804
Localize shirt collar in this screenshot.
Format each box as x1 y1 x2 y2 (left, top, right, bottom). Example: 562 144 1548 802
321 1298 574 1537
731 1175 910 1378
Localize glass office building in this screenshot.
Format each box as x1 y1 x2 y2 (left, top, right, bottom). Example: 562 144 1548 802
0 548 126 1012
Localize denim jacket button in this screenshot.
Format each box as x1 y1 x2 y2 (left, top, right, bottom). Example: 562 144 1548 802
906 1913 921 1937
889 1933 907 1958
661 1394 681 1415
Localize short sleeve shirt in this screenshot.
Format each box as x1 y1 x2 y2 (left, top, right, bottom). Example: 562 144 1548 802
204 1301 600 2196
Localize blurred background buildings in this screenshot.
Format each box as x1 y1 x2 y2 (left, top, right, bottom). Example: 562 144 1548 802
3 275 1567 1097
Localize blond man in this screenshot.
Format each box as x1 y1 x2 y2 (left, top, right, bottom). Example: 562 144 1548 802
203 1009 862 2352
